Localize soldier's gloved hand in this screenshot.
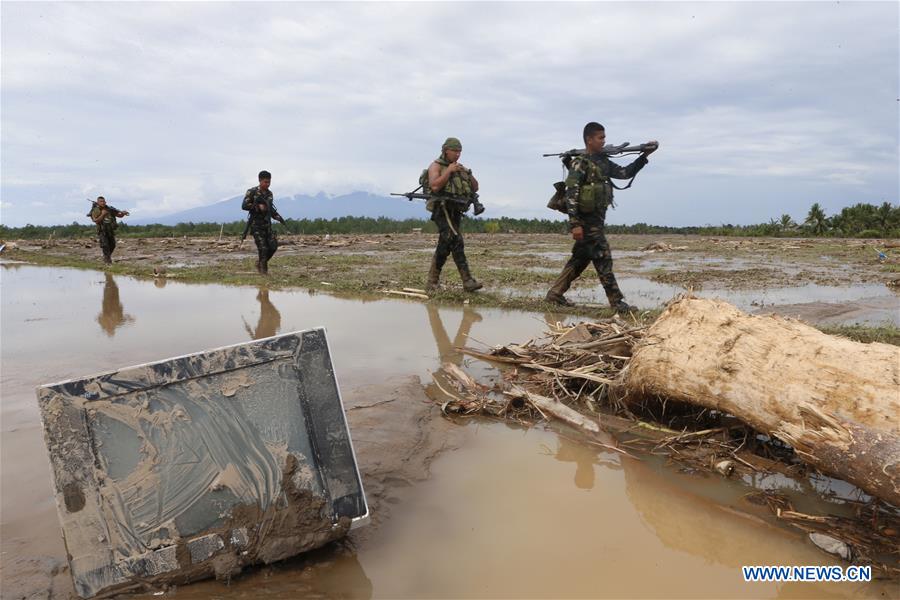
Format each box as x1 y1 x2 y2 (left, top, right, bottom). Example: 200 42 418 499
572 226 584 242
473 202 485 216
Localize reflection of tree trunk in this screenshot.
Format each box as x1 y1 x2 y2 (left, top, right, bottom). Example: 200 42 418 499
96 273 133 337
625 297 900 507
620 454 798 569
244 287 282 340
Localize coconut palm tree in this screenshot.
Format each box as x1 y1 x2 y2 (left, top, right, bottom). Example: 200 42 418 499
804 203 829 235
779 214 796 231
876 202 896 233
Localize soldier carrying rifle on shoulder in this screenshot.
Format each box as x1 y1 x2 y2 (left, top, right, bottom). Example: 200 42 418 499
544 122 658 312
87 196 129 265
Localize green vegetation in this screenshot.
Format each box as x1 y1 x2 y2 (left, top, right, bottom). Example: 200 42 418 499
2 202 897 240
819 324 900 346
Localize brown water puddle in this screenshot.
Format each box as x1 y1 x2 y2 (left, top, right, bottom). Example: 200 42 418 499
1 265 893 599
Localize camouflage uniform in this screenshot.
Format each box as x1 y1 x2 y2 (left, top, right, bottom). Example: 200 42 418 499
241 186 284 274
546 153 648 307
90 205 119 264
425 138 483 293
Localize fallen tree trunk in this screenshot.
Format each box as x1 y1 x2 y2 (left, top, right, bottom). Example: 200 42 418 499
623 296 900 506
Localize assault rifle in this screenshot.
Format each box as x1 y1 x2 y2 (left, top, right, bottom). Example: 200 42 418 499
240 215 253 245
390 191 485 215
542 141 659 160
240 205 285 247
85 198 129 218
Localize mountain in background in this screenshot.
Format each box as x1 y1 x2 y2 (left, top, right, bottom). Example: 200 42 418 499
130 191 425 225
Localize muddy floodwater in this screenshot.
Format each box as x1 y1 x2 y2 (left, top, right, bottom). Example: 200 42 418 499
1 264 895 599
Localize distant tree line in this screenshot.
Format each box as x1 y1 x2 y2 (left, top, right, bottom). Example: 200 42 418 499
2 202 897 240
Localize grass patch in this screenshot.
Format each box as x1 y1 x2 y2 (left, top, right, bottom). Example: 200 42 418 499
7 248 650 320
818 324 900 346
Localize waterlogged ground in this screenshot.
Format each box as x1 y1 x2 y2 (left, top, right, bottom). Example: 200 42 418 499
1 257 898 598
7 233 900 327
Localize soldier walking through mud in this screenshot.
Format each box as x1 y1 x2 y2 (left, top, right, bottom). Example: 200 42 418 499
424 137 485 294
89 196 129 265
545 122 657 312
242 170 285 275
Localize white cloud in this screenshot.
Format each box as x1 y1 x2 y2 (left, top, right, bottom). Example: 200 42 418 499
1 1 896 227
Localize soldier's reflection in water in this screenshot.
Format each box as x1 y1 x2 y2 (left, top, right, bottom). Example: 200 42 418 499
97 273 134 337
552 434 622 491
424 304 482 399
243 286 282 340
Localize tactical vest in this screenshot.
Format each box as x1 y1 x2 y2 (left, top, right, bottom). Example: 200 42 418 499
420 157 474 212
90 206 117 231
571 156 614 214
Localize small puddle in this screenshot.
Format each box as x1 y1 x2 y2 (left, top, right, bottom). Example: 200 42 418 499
1 265 893 598
498 277 898 325
504 249 647 261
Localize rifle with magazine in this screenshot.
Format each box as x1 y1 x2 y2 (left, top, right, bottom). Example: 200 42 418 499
85 198 129 218
542 141 659 162
544 141 659 214
390 190 485 215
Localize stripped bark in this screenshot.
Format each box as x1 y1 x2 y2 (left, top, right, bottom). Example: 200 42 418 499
624 297 900 506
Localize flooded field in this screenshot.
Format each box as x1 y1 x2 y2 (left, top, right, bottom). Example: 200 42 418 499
7 234 899 328
1 263 896 599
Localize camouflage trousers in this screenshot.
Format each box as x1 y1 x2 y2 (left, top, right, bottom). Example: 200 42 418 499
98 227 116 263
431 206 469 271
549 230 624 304
251 223 278 265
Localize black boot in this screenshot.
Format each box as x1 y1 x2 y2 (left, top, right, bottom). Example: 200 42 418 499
457 263 483 292
545 264 578 306
611 300 636 314
425 256 442 294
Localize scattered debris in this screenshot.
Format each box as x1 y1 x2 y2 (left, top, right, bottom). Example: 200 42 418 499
641 241 688 253
441 297 899 576
809 533 852 561
384 289 429 300
714 460 735 477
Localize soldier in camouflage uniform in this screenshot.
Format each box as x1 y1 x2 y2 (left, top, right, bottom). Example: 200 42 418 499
425 137 485 294
241 170 285 275
546 122 657 312
89 196 129 264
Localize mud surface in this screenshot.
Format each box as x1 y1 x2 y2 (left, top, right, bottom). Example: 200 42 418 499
7 233 899 324
2 265 897 599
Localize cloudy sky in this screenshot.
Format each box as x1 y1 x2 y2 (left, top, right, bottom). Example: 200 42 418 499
1 1 897 227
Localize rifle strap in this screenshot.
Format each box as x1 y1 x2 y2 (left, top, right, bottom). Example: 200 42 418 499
611 172 639 191
442 202 459 237
610 154 650 190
